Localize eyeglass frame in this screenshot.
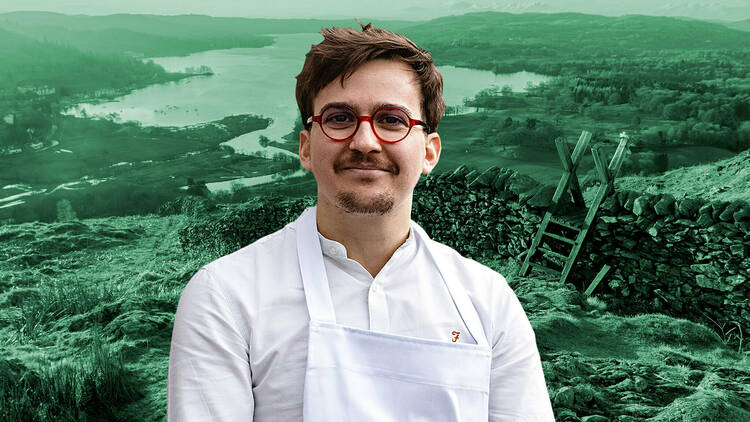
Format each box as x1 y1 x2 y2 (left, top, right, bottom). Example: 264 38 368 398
305 105 430 144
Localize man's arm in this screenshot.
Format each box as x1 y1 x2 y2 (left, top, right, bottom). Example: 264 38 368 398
168 268 254 421
489 275 555 421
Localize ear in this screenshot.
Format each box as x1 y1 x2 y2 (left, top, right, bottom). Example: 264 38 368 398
422 132 441 174
299 128 313 172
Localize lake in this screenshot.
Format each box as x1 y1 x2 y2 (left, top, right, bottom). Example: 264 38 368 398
66 33 551 157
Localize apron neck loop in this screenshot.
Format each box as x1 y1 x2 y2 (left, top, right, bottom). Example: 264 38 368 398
296 206 489 349
410 221 490 349
297 207 337 323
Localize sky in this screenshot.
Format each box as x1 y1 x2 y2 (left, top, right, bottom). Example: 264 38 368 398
0 0 749 22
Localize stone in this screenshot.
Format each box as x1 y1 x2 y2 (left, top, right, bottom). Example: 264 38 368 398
653 194 675 216
469 166 502 188
622 238 637 250
676 218 698 228
527 184 557 208
448 164 469 181
518 186 542 204
553 386 575 408
734 203 750 222
696 213 713 228
634 376 648 392
719 202 742 222
601 216 618 224
613 378 633 391
690 263 722 277
698 202 713 216
635 216 654 230
492 170 512 190
557 409 579 420
632 196 652 216
711 201 731 221
463 169 479 184
582 416 609 422
730 243 746 258
695 274 732 291
574 384 596 404
623 193 636 212
725 274 746 289
677 198 702 218
506 172 539 197
616 190 630 208
602 195 619 211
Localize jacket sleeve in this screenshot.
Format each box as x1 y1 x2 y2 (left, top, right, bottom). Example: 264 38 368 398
488 275 555 421
168 267 254 421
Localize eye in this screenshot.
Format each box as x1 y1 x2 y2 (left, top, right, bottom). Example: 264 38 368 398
323 109 356 127
375 109 409 127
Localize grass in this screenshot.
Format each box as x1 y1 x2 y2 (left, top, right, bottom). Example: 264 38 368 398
0 332 138 421
0 212 748 420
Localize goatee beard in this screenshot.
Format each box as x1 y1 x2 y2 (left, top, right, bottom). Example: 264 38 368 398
336 191 394 215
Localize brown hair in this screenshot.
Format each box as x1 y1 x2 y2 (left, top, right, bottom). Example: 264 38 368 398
295 20 445 134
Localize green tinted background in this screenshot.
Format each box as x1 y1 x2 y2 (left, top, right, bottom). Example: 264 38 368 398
0 1 748 421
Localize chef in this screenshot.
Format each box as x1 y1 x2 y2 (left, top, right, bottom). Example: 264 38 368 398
168 21 554 421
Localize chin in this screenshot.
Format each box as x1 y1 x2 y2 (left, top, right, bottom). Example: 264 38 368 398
335 191 395 216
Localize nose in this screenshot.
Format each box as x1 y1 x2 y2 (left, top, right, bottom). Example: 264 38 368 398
348 118 382 153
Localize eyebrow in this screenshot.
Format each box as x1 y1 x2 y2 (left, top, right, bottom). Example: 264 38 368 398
318 102 416 119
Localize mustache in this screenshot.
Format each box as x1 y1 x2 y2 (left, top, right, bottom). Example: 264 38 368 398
334 152 399 174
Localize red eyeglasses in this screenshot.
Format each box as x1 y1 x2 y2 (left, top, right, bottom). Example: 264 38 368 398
306 105 428 143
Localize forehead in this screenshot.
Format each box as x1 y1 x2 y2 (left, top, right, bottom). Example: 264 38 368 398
312 59 422 116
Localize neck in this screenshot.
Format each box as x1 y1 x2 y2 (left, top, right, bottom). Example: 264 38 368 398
315 195 412 278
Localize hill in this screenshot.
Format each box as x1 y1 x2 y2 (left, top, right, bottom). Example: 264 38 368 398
725 18 750 31
0 12 418 57
615 149 750 203
402 12 750 76
0 211 747 420
0 27 178 92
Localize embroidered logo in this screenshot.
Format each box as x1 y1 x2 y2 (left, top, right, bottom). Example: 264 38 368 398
451 331 460 342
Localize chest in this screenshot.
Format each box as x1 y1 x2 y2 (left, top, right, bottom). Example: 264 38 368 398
246 266 476 419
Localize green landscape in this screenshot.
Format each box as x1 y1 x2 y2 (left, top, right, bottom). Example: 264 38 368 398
0 10 748 421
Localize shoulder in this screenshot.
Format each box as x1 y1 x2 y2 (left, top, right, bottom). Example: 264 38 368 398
205 220 297 274
422 238 529 345
423 237 509 291
191 220 301 299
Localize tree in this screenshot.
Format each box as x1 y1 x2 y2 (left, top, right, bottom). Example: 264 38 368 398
607 92 623 105
56 199 77 222
501 85 513 96
587 103 604 120
631 115 641 128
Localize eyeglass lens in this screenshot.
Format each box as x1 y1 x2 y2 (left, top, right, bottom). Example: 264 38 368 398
321 107 412 142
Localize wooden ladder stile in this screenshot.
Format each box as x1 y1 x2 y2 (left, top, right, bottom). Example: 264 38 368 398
519 131 629 288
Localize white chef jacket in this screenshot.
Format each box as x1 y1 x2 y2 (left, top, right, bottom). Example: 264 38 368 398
167 216 554 421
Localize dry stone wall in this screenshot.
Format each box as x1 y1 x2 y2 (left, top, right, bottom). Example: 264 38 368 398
179 164 748 333
412 165 749 332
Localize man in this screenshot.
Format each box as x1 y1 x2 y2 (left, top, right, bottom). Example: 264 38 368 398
168 21 554 421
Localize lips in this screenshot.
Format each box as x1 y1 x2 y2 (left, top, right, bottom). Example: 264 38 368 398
338 162 394 173
343 166 389 171
334 152 397 174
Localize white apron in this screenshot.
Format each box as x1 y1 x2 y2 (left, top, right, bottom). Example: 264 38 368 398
296 207 492 421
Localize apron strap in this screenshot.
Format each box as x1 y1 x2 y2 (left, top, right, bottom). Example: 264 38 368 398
296 205 489 348
296 207 337 323
410 221 490 349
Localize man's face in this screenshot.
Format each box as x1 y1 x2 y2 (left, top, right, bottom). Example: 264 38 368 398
299 59 441 216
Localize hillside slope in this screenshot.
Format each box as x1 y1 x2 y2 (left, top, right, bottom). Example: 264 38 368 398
0 212 747 420
615 149 750 202
0 27 177 91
